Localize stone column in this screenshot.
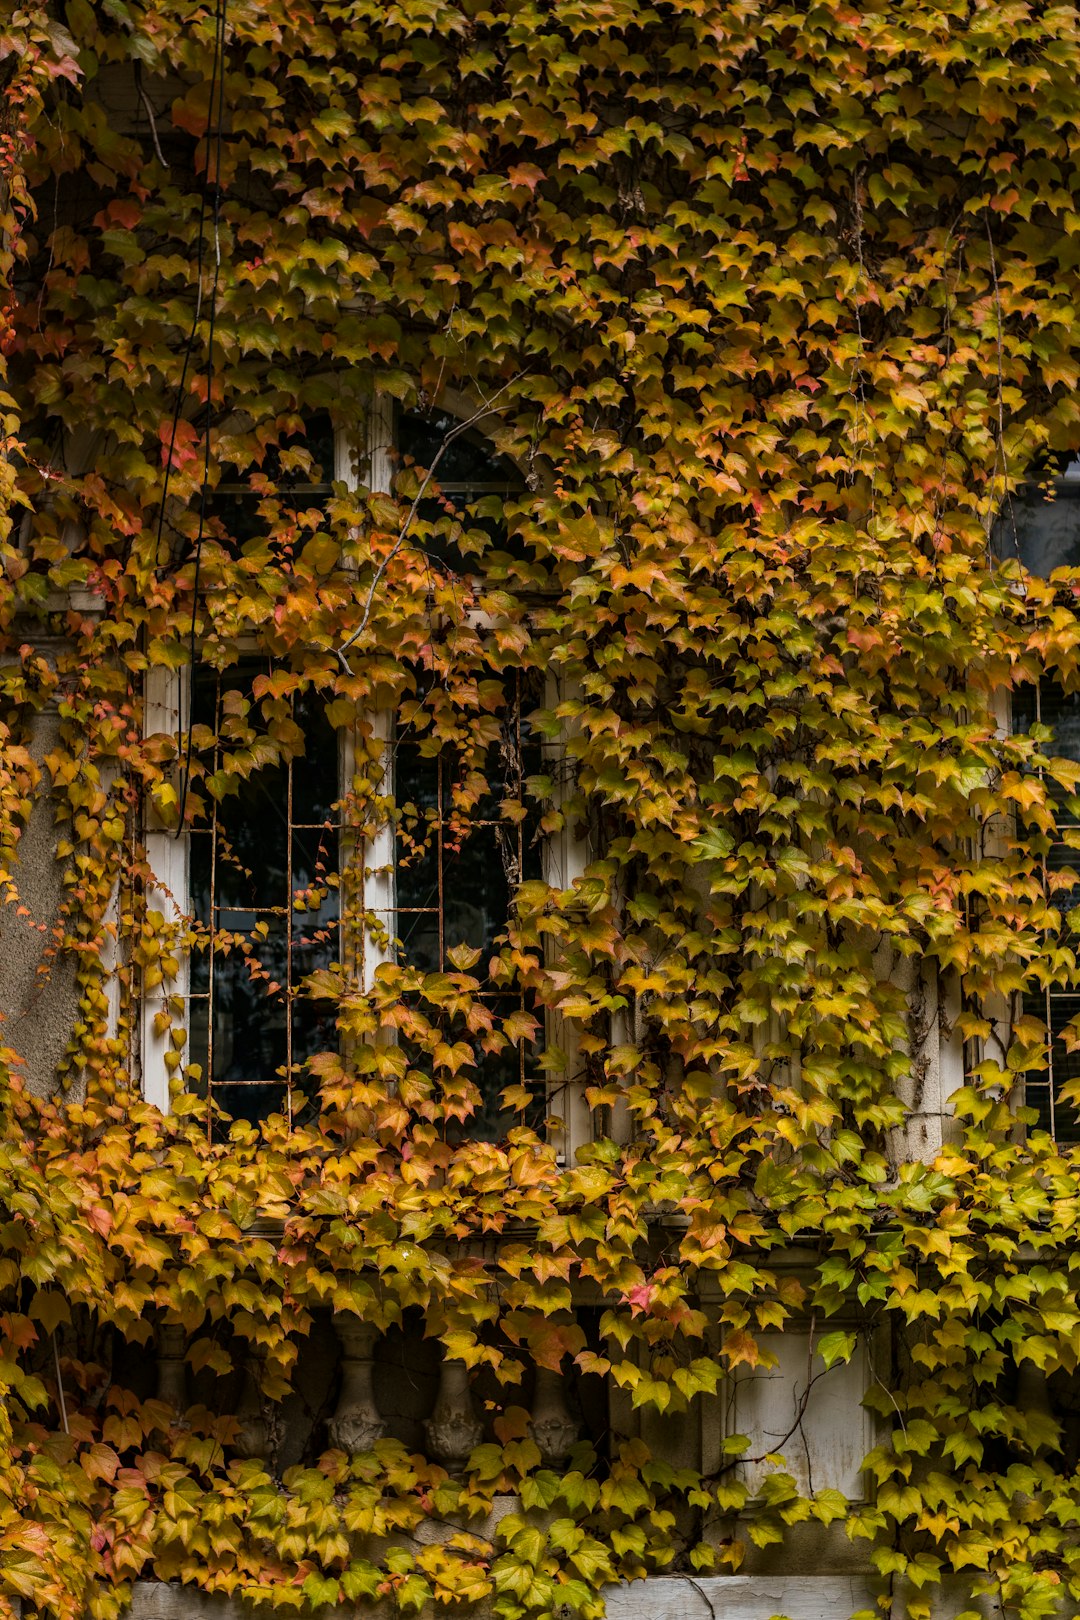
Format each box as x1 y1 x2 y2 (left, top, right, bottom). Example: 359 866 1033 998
424 1357 483 1471
155 1321 187 1412
328 1314 386 1454
531 1364 579 1468
233 1346 270 1459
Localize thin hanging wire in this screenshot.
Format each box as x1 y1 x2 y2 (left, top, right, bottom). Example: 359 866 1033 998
52 1331 69 1435
173 0 229 838
153 0 227 574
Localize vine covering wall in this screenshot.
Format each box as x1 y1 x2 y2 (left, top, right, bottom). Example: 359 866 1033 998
3 0 1080 1616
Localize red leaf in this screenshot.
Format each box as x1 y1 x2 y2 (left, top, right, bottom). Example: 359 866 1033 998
159 418 199 472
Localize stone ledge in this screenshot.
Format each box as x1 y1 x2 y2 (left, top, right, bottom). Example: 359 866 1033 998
604 1575 998 1619
128 1574 1005 1620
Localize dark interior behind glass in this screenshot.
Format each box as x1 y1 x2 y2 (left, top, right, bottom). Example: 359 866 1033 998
392 411 544 1138
1007 467 1080 1138
188 666 340 1125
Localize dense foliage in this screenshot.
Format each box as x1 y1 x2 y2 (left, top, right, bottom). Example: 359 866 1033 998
5 0 1080 1616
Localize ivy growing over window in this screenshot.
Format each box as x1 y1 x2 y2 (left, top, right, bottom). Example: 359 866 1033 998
5 3 1080 1619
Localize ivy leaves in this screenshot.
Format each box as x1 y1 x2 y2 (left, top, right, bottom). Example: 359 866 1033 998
8 0 1080 1615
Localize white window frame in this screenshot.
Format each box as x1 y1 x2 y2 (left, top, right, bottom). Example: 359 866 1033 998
1000 679 1080 1143
140 664 190 1111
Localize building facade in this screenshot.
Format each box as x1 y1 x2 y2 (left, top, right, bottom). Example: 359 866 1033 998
3 4 1080 1619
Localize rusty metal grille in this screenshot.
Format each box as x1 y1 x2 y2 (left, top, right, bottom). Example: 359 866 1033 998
1015 679 1080 1141
187 665 341 1128
393 667 545 1138
180 407 541 1136
386 408 542 1138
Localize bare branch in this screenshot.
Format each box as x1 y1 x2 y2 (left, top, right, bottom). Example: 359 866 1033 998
335 373 526 677
134 60 169 170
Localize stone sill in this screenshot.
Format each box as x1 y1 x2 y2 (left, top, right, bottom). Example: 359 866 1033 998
127 1574 1003 1620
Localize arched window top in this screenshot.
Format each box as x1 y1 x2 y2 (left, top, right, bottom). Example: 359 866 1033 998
996 453 1080 577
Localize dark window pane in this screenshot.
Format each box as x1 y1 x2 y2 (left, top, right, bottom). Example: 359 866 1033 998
1014 682 1080 770
204 411 334 556
1023 989 1080 1141
213 782 290 910
397 411 519 489
1047 841 1080 900
221 410 335 488
1013 683 1080 834
292 688 340 826
396 410 524 576
205 490 332 556
1017 678 1080 1142
393 671 544 1139
995 467 1080 576
269 409 335 486
206 490 273 549
186 663 340 1123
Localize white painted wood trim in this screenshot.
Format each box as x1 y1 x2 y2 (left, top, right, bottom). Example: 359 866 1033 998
359 394 397 992
358 704 395 993
365 392 395 502
724 1323 878 1505
140 664 190 1113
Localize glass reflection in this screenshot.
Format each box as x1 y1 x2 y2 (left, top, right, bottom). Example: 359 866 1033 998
995 458 1080 576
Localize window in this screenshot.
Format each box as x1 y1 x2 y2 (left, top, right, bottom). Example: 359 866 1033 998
186 663 341 1126
995 455 1080 1140
141 399 589 1146
395 408 523 577
1012 681 1080 1141
205 410 337 557
392 667 546 1139
996 453 1080 578
374 408 548 1140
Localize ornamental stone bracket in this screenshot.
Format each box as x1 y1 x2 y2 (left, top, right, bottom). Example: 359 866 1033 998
531 1364 579 1468
327 1312 387 1454
424 1357 484 1471
233 1346 271 1460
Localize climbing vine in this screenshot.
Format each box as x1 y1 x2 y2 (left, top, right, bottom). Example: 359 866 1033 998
5 1 1080 1617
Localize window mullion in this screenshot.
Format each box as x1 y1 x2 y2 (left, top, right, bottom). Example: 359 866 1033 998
357 396 398 994
140 664 191 1114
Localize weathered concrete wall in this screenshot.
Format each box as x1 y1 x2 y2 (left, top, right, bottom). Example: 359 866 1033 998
0 703 82 1099
127 1574 1004 1620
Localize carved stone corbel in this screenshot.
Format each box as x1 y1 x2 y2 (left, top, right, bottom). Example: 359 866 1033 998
233 1345 270 1459
531 1363 579 1469
327 1313 386 1454
424 1357 483 1471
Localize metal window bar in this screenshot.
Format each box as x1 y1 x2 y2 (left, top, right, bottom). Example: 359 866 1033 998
385 410 540 1137
1019 679 1080 1141
189 666 341 1132
392 668 543 1138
